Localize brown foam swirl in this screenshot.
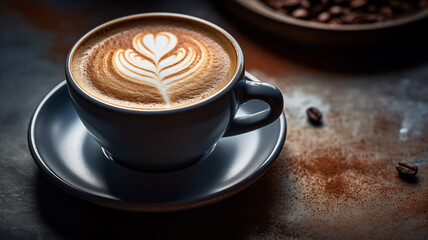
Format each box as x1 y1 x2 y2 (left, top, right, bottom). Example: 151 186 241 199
71 20 236 109
112 32 206 106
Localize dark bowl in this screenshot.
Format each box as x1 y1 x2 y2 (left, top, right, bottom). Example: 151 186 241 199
227 0 428 49
220 0 428 72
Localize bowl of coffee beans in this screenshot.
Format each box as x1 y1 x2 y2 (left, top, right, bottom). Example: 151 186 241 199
228 0 428 48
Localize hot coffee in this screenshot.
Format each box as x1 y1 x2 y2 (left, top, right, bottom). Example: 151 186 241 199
65 13 283 170
70 16 237 110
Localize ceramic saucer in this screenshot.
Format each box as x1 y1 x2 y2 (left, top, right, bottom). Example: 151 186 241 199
28 75 286 212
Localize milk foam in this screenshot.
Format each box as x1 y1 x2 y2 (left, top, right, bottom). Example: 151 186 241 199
71 18 237 110
113 32 206 106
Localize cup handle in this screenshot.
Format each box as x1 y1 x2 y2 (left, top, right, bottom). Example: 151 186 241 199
224 74 284 136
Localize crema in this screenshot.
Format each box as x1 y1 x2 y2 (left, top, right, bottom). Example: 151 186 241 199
70 17 237 110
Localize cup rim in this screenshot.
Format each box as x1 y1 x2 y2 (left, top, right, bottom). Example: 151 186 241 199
66 12 245 114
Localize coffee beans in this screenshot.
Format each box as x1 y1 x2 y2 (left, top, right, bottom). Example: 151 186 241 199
329 5 344 15
317 11 331 22
263 0 428 24
396 161 418 177
306 107 323 123
291 8 311 18
349 0 367 9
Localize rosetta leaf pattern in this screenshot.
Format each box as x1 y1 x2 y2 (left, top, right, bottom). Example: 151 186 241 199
113 32 204 106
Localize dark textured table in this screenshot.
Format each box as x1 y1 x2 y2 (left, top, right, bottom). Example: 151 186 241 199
1 0 427 239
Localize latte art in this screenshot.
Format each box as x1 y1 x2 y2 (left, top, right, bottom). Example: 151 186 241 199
70 18 237 109
113 32 206 106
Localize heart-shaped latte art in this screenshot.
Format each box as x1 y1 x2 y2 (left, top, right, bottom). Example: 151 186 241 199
113 32 205 106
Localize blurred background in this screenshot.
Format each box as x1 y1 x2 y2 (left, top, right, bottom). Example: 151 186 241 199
1 0 427 239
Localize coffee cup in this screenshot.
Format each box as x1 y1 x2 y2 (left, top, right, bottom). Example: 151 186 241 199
66 13 283 171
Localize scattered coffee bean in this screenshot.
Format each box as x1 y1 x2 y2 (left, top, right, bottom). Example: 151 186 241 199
306 107 323 123
263 0 428 25
396 161 418 177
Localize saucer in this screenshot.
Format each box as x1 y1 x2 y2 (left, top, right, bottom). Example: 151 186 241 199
28 76 286 212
